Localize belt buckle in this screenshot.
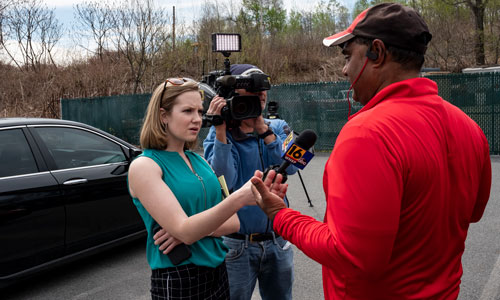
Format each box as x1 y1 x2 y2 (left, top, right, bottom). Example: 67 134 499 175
249 233 260 243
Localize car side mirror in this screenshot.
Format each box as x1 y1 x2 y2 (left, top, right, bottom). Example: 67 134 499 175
129 148 142 160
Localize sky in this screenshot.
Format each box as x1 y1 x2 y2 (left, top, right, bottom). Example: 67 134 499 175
46 0 357 30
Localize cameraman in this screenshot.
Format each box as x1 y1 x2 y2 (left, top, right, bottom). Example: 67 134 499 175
203 64 296 300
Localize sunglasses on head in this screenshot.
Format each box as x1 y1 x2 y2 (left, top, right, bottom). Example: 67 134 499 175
159 78 187 107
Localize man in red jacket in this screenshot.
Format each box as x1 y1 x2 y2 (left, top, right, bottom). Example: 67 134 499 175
251 3 492 299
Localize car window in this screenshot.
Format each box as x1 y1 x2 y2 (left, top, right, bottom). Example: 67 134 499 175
35 127 126 170
0 129 39 177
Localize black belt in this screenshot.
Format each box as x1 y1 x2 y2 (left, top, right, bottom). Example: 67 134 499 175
226 232 279 242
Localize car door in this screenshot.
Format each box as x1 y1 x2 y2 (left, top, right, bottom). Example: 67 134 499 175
29 125 143 254
0 126 65 280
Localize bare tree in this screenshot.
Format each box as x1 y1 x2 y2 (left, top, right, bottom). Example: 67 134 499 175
466 0 488 65
73 0 113 60
484 0 500 63
110 0 170 94
441 0 488 65
0 0 62 71
0 0 16 47
426 11 475 71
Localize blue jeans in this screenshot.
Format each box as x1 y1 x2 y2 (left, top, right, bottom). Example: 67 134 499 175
223 233 294 300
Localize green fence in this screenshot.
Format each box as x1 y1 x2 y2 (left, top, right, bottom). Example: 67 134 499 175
61 72 500 154
61 94 151 147
428 73 500 155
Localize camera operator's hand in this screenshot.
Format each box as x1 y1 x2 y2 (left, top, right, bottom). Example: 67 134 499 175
255 116 276 144
207 95 227 143
207 95 226 118
254 115 268 133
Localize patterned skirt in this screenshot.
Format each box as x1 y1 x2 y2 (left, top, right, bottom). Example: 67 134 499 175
151 262 230 300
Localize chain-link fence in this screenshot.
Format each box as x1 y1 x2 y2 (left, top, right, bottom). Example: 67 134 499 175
61 94 150 147
266 81 354 150
428 73 500 155
61 72 500 154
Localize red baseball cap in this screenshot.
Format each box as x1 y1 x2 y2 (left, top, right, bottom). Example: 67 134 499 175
323 3 432 54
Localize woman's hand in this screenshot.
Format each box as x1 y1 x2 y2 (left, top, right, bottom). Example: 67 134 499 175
153 227 184 254
230 178 264 207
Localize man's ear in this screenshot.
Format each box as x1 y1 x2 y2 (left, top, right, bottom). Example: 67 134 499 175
370 39 386 65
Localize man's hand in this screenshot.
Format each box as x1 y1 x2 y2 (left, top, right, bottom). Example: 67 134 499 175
250 170 288 221
207 95 227 128
153 228 183 255
253 116 276 144
254 115 268 132
207 95 227 142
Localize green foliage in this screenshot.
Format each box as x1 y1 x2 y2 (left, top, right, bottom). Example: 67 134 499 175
352 0 370 18
264 4 287 35
353 0 409 17
286 10 303 34
311 2 338 37
239 0 287 35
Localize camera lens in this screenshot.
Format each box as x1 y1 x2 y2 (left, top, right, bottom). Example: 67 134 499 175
229 95 262 120
233 101 249 116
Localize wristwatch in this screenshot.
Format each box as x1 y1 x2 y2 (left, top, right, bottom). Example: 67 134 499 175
204 114 224 126
258 128 274 139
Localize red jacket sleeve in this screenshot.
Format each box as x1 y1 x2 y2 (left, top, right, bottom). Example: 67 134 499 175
274 127 403 277
471 135 492 222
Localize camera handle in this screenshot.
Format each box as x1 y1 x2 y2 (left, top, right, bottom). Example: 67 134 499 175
202 114 224 127
263 165 288 183
222 52 231 75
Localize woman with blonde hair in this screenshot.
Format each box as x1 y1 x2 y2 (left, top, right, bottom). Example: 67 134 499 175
128 78 260 299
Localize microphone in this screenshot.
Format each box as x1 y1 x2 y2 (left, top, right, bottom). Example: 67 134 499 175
264 129 317 183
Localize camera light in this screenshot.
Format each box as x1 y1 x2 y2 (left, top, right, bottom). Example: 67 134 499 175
212 33 241 52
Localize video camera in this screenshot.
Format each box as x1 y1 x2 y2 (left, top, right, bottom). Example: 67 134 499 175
200 33 271 128
266 101 280 119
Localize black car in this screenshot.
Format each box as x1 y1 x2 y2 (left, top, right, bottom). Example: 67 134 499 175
0 118 145 288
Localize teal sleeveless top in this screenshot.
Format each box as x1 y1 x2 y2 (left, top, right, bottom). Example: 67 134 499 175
130 149 227 269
